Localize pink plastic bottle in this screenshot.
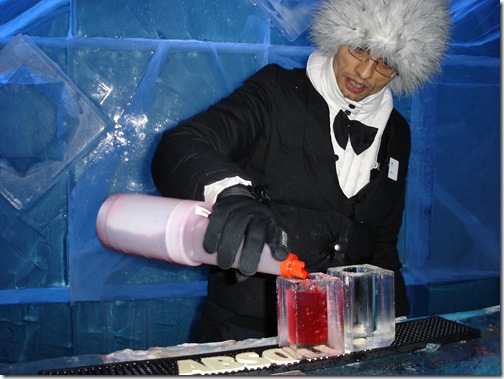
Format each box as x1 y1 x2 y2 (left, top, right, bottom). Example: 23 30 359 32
96 193 308 279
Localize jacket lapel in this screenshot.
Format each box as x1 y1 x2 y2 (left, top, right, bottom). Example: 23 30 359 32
302 81 356 219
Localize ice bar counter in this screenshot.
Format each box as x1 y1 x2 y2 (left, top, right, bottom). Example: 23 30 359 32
0 306 497 375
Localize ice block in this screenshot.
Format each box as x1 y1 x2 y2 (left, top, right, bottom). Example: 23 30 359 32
327 264 395 352
276 273 344 359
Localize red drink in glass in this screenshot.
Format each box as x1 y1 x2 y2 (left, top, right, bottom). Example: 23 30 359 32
286 283 328 346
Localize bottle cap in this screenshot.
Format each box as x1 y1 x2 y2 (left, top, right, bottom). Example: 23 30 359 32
279 253 309 279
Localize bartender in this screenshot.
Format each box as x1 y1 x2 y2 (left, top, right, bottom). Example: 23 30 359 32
151 0 451 342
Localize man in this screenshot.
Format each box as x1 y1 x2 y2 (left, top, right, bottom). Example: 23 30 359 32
151 0 450 342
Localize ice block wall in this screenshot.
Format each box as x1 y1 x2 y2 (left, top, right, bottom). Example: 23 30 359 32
0 0 500 365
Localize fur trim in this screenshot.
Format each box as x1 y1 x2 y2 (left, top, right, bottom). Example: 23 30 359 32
310 0 451 94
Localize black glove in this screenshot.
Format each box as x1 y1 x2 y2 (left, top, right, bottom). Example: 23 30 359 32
203 184 289 277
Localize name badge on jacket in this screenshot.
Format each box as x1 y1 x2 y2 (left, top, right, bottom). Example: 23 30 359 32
388 158 399 181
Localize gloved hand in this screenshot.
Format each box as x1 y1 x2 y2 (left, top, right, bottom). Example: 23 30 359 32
203 184 289 277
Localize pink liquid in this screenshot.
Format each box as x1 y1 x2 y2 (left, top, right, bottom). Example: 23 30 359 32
286 284 328 346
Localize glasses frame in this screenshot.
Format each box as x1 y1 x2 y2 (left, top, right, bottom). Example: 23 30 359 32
347 46 399 79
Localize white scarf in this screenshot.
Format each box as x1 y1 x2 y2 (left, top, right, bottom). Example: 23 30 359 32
306 51 393 198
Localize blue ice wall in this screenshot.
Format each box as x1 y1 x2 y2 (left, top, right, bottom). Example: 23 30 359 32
0 0 500 365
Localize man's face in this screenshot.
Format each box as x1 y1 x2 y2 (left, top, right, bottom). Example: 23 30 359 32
333 45 393 102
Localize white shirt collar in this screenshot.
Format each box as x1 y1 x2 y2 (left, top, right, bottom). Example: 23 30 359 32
306 50 395 198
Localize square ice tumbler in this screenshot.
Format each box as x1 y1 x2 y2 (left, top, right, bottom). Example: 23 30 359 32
327 264 395 352
276 273 344 359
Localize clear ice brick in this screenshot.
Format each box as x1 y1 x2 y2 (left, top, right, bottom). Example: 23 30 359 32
276 273 344 359
327 264 395 352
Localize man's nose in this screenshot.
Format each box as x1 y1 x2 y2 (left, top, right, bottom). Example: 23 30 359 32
355 59 375 79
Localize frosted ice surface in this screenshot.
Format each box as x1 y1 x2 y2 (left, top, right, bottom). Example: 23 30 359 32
255 0 316 42
75 0 261 43
0 0 69 38
70 43 155 121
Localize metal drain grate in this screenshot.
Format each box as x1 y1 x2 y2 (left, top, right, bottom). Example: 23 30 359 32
40 316 480 375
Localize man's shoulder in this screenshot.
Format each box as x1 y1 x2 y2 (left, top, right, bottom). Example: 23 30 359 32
390 108 408 125
251 63 307 84
260 63 306 74
389 108 411 140
390 108 409 128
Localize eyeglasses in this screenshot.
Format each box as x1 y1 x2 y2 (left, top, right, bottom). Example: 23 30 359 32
347 46 399 78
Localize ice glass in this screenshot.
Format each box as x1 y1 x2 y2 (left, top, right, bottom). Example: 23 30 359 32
327 264 395 352
276 273 344 359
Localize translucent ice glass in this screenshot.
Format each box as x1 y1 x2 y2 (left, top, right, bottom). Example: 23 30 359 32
327 264 395 352
277 273 344 359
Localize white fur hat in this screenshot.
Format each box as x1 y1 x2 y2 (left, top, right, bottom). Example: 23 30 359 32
310 0 451 94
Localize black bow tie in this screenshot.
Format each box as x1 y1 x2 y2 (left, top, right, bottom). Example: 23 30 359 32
333 110 378 155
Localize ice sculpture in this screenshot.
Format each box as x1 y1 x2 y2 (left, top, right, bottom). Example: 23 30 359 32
0 34 111 210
